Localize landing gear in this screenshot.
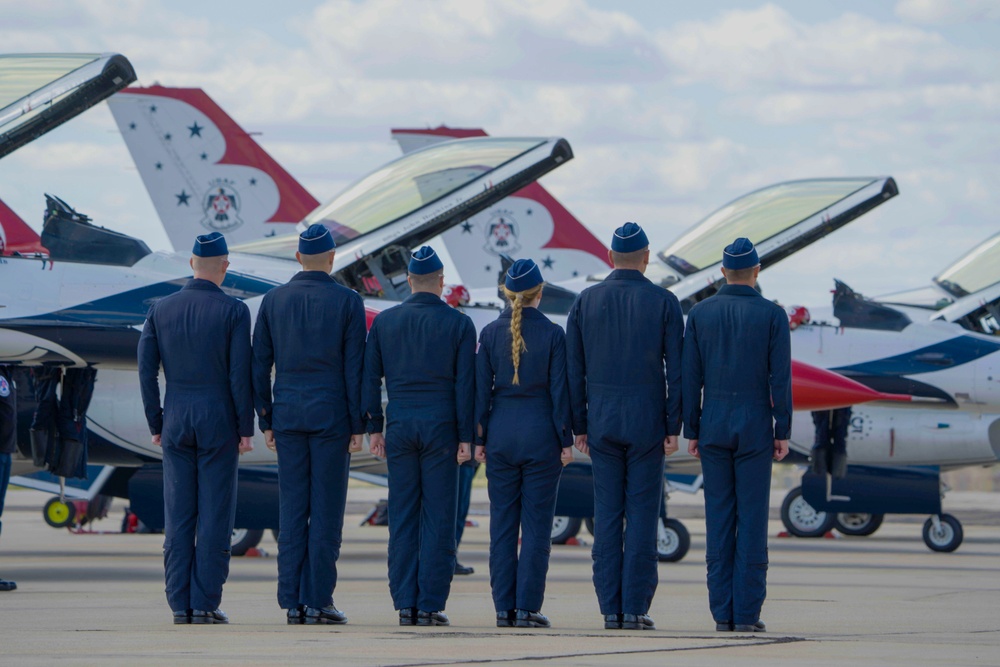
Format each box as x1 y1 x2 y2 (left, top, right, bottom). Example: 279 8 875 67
834 512 884 537
550 516 582 544
231 528 264 556
657 518 690 562
780 486 835 537
922 514 963 553
43 497 76 528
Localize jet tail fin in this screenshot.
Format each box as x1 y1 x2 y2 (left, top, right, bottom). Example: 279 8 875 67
0 197 46 255
391 126 609 289
107 86 320 249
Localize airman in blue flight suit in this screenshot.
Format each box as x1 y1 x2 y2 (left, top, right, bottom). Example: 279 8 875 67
566 223 684 631
682 237 792 633
138 232 254 625
474 259 574 629
252 224 367 626
363 246 475 627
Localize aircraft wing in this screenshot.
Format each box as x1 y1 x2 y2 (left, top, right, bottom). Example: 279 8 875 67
647 177 899 308
233 137 573 298
0 53 136 160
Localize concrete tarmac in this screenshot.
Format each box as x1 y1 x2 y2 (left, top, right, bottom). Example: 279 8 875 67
0 488 998 666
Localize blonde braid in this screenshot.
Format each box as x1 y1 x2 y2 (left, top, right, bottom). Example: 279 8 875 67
502 283 543 385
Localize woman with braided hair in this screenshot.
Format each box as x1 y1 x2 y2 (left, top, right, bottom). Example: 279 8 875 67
474 258 573 629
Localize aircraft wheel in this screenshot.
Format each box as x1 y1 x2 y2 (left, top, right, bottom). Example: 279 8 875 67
781 487 835 538
43 497 77 528
584 517 595 536
835 513 884 537
922 514 963 553
271 528 280 543
550 516 582 544
231 528 264 556
657 518 690 562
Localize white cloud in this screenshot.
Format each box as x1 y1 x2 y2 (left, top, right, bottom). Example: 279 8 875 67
895 0 1000 24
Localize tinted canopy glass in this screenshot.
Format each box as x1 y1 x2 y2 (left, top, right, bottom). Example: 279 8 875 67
935 232 1000 297
659 178 879 275
235 137 546 260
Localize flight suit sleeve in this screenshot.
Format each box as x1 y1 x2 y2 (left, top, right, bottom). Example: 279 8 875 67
344 295 367 435
251 297 274 433
663 294 684 437
565 297 587 435
769 308 793 440
474 329 494 446
681 313 704 440
362 318 385 434
549 327 573 449
455 316 476 444
230 302 255 438
137 304 163 436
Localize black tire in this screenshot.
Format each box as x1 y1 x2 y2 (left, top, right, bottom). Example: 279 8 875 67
922 514 963 553
657 518 690 562
271 528 280 543
835 513 884 537
584 517 595 536
780 487 835 538
43 497 76 528
550 516 582 544
231 528 265 556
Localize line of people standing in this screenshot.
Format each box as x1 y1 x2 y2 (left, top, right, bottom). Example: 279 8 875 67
137 222 791 633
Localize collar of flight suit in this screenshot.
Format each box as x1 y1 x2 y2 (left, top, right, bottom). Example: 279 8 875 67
605 268 652 283
404 291 447 306
498 306 547 321
289 270 336 283
183 277 225 292
717 284 761 298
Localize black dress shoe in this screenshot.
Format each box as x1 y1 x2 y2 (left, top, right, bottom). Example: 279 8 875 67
515 610 551 628
304 605 347 625
399 607 417 626
191 609 229 625
416 610 449 626
454 562 475 576
621 613 655 630
0 579 17 592
172 610 191 625
733 620 766 632
716 621 733 631
604 613 622 629
287 607 304 625
496 610 516 627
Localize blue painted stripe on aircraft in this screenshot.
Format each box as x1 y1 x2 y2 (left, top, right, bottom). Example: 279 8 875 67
833 335 1000 376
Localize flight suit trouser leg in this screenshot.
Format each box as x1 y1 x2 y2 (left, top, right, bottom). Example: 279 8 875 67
588 438 627 615
698 440 738 624
621 441 664 615
162 436 199 613
303 433 350 609
386 430 421 610
190 441 238 612
486 448 521 611
276 431 310 610
456 463 477 547
415 427 459 612
0 452 10 539
515 451 562 613
732 426 773 626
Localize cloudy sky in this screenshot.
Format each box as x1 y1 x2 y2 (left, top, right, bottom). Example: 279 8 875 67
1 0 997 307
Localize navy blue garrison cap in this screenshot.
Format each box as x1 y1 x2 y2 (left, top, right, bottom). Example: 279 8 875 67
505 258 544 293
408 245 444 275
611 222 649 253
192 231 228 257
722 237 760 270
298 223 335 255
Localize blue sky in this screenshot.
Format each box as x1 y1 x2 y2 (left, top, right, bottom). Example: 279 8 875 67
1 0 998 306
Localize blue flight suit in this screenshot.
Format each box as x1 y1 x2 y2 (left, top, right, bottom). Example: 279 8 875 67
363 292 476 613
566 269 684 617
682 284 792 627
475 307 571 613
138 278 253 614
252 271 366 611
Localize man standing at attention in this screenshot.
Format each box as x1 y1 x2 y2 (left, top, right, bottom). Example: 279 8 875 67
566 222 684 631
363 246 475 627
682 237 791 633
252 223 367 625
138 232 254 625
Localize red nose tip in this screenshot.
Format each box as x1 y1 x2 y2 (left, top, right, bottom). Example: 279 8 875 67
791 360 910 411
